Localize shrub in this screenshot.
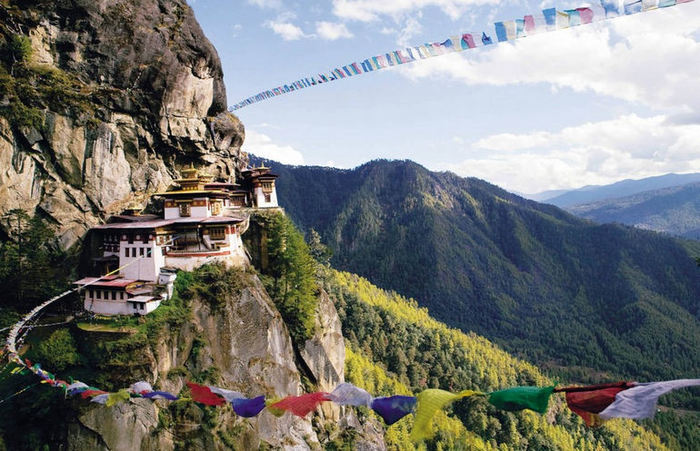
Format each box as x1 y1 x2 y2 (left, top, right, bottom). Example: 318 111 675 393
34 329 80 372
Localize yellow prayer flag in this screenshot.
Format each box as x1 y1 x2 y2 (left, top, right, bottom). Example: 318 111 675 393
411 389 483 441
105 389 131 407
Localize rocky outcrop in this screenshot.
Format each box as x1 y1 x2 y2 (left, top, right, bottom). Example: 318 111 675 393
0 0 246 249
300 290 345 421
67 271 353 450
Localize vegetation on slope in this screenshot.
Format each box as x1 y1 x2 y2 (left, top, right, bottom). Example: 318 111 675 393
0 209 72 309
0 9 97 129
269 159 700 386
331 270 675 450
260 212 319 342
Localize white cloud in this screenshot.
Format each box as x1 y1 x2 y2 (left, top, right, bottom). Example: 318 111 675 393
265 20 309 40
397 15 424 46
248 0 283 8
316 21 354 40
442 114 700 193
332 0 497 22
242 130 305 165
400 3 700 112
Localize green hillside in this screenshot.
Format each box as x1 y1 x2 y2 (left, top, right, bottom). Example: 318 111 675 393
330 270 676 450
266 159 700 384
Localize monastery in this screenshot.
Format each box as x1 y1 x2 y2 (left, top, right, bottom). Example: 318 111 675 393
74 165 279 316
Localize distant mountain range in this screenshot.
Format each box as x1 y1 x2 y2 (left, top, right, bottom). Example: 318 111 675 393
257 157 700 383
569 182 700 240
530 173 700 207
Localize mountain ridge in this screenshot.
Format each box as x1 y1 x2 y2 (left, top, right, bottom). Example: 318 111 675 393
568 182 700 240
259 157 700 383
532 172 700 207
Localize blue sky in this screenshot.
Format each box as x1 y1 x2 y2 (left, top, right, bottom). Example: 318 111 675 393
188 0 700 194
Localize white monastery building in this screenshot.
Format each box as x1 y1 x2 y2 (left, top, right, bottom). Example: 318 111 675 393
74 165 279 316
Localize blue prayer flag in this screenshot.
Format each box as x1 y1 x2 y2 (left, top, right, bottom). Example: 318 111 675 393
232 396 266 417
371 396 417 425
601 0 621 15
624 0 643 13
495 22 508 42
543 8 557 26
482 32 493 45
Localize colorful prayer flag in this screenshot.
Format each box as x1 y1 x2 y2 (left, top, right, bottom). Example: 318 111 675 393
543 8 557 27
130 381 153 394
558 382 634 426
186 382 226 406
268 392 331 417
524 15 536 33
577 7 595 23
599 379 700 420
624 0 643 13
232 395 266 417
488 386 555 413
142 391 178 401
209 386 245 402
329 383 373 407
462 34 476 49
371 395 417 425
411 389 484 441
106 389 131 407
495 22 508 42
91 394 109 404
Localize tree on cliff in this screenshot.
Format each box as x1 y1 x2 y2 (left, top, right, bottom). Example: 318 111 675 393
265 214 318 342
0 209 68 307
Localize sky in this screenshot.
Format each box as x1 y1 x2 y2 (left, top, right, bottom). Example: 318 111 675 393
187 0 700 195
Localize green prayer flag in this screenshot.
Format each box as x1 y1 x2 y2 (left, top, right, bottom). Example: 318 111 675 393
488 386 555 414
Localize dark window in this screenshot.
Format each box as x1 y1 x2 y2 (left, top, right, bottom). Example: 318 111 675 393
89 289 94 298
264 193 271 203
146 248 152 258
96 290 101 299
179 203 191 217
139 247 144 256
139 303 144 310
111 291 116 300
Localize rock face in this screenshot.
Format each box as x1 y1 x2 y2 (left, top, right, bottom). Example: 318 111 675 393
67 271 354 450
300 290 345 421
0 0 246 249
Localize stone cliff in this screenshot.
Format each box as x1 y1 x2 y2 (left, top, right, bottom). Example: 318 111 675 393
0 3 387 449
67 269 362 450
0 0 246 249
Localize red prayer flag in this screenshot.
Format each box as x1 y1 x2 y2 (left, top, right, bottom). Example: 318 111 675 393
186 382 226 406
576 7 594 24
268 392 331 417
558 382 635 426
80 389 108 399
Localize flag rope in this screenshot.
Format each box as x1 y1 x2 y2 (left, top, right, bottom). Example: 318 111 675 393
228 0 695 111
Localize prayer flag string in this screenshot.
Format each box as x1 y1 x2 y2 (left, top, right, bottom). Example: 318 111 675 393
228 0 694 111
2 350 697 443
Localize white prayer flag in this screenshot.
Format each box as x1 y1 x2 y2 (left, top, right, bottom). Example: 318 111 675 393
599 379 700 420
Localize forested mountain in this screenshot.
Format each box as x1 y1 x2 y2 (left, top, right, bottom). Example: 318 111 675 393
536 173 700 207
329 270 692 450
261 158 700 384
568 182 700 240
